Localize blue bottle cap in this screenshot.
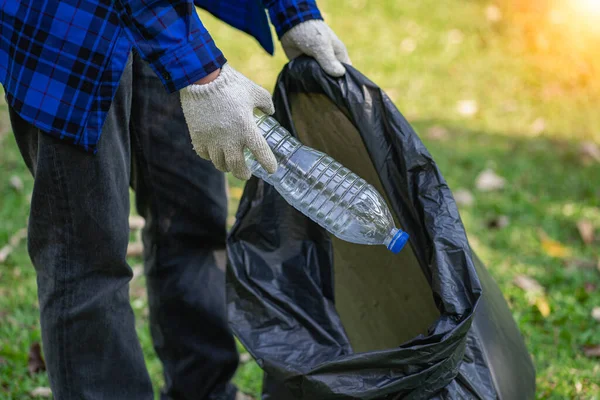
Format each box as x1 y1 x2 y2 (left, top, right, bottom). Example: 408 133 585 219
387 230 409 254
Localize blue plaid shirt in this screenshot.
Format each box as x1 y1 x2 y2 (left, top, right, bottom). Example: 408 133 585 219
0 0 321 152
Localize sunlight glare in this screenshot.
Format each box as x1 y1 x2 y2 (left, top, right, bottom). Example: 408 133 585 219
576 0 600 15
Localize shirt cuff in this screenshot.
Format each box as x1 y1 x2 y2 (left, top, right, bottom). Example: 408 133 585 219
268 0 323 38
150 30 227 93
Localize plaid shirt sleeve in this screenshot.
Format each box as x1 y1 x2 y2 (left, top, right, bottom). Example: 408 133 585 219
113 0 226 92
262 0 323 38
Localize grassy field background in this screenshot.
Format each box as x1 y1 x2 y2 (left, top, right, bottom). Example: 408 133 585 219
1 0 600 398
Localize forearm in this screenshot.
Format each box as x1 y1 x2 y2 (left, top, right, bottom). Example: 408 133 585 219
194 68 221 85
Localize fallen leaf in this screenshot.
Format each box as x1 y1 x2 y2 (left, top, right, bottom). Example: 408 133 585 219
0 228 27 264
404 20 422 36
475 169 506 191
9 229 27 247
127 242 143 258
30 387 52 398
514 275 544 295
539 230 571 259
562 203 576 217
132 264 143 280
227 215 236 229
592 307 600 322
235 393 255 400
535 297 551 317
129 216 145 230
9 175 24 192
384 88 400 103
541 83 564 100
400 38 417 53
576 220 595 245
485 4 502 22
426 125 449 141
132 298 145 310
447 29 464 45
456 100 478 117
575 381 583 394
502 101 518 113
579 141 600 165
530 118 545 135
0 246 12 263
229 186 244 200
239 353 252 364
564 258 597 269
28 343 46 375
130 281 146 301
454 189 474 207
584 282 597 293
514 275 551 317
583 345 600 358
487 215 510 229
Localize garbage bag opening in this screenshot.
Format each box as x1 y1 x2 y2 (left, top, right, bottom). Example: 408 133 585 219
290 93 439 352
228 58 536 400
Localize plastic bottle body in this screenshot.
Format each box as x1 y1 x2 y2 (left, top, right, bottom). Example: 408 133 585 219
245 111 409 253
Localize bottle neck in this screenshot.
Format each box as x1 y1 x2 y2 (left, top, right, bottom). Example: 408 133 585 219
384 228 399 248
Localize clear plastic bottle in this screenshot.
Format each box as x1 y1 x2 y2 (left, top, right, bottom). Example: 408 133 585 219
245 110 409 254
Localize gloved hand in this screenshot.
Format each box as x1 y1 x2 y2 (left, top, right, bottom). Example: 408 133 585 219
281 20 351 77
180 64 277 180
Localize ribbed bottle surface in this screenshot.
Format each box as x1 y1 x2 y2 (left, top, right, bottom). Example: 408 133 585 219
245 110 408 253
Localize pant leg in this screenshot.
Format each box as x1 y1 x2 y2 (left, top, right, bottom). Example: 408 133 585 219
129 51 239 400
9 57 154 399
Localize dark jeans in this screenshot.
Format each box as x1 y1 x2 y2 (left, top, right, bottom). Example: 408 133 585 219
8 52 239 400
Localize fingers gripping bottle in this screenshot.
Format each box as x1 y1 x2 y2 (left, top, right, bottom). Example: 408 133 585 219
245 110 409 254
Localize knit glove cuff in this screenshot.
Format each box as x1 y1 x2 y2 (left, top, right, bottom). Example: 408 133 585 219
180 64 277 180
182 63 244 99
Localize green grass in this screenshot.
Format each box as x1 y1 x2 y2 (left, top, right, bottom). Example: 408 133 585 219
1 0 600 398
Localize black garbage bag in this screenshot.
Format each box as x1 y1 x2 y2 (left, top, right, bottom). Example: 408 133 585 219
226 58 536 400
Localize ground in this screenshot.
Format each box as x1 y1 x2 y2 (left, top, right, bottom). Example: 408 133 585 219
1 0 599 398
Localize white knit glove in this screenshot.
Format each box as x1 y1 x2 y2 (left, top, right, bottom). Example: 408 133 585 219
180 64 277 180
281 20 351 77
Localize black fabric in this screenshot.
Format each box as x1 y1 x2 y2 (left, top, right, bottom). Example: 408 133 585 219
226 57 536 399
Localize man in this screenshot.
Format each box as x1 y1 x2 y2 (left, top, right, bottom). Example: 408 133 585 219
0 0 350 399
